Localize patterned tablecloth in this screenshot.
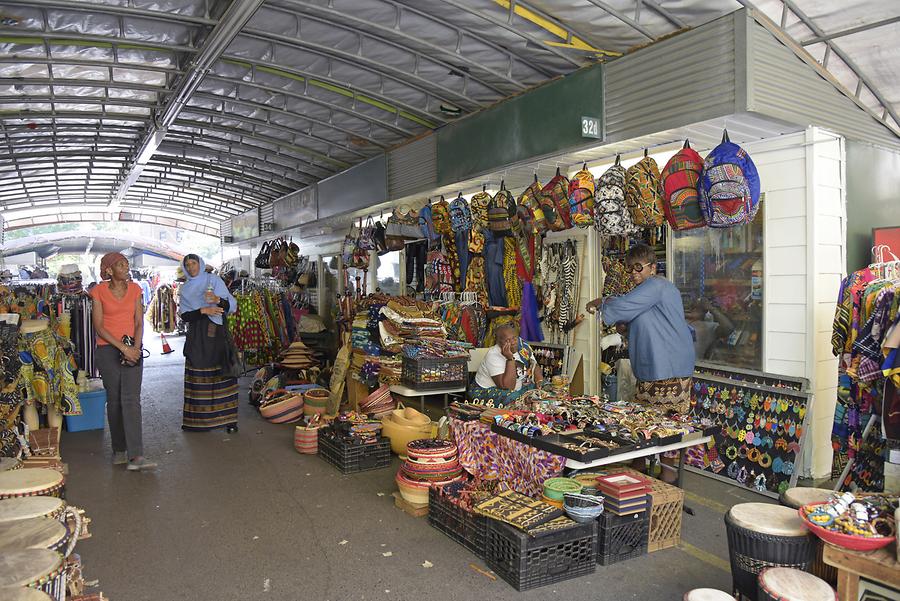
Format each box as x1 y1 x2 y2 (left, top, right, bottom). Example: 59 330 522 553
449 418 566 497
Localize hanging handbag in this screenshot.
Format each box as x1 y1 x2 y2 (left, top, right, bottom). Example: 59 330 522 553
269 238 288 269
358 217 377 251
221 316 243 379
254 240 272 269
373 220 389 255
285 238 301 267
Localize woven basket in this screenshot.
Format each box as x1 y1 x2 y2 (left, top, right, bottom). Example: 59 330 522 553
260 391 304 424
302 388 330 416
294 425 321 454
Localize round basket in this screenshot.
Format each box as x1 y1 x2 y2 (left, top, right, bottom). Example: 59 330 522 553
303 388 329 407
381 415 434 456
260 391 304 424
293 425 320 454
799 503 896 552
391 405 431 427
406 439 457 461
541 494 564 509
543 477 583 501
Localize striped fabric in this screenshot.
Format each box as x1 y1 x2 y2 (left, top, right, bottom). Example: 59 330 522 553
182 363 238 431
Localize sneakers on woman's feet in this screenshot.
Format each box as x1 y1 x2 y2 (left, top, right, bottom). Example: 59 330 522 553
112 452 128 465
127 457 158 471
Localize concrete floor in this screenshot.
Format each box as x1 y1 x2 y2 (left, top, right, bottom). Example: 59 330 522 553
62 335 766 601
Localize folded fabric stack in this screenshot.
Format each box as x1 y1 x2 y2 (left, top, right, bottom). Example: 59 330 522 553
278 341 319 370
402 338 471 359
379 304 447 352
595 473 650 516
57 264 83 294
473 489 575 535
396 438 464 505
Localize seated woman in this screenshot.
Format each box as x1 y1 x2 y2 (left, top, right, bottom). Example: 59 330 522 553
469 323 543 406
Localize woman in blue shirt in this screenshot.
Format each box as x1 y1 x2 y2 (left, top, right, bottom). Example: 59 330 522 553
587 244 695 415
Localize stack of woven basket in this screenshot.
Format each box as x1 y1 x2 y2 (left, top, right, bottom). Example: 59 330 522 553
358 384 394 418
395 439 464 506
380 405 434 455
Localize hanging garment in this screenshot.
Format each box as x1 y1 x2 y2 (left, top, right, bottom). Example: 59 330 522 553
503 237 522 308
484 230 508 307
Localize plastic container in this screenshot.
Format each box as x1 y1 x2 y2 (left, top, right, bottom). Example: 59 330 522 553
597 510 649 565
485 519 596 591
400 356 467 390
428 485 488 557
317 429 391 474
65 389 106 432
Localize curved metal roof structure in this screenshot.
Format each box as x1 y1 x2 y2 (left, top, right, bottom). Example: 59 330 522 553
1 229 185 261
1 0 897 231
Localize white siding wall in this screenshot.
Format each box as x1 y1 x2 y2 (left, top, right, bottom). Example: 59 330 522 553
747 128 845 478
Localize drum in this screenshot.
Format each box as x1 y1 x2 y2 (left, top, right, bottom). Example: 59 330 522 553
757 567 836 601
0 496 66 523
0 588 54 601
0 468 65 500
0 457 23 471
0 517 74 557
779 487 833 510
0 549 67 601
683 589 736 601
724 503 815 601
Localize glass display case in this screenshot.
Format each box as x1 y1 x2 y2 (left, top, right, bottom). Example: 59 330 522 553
671 204 764 371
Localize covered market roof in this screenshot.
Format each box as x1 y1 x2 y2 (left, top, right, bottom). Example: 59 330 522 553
0 0 897 231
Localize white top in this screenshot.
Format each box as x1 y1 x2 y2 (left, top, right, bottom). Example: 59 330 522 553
0 497 64 523
0 587 53 600
781 487 834 510
683 589 736 601
728 502 807 537
758 567 836 600
475 345 535 390
0 468 63 496
0 549 62 587
0 517 67 551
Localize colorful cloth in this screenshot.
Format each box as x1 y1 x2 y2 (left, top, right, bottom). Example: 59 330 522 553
450 418 565 497
634 377 691 415
18 328 80 415
182 363 238 430
503 237 522 308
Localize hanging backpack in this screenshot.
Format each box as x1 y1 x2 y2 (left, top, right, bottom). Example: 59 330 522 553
661 140 707 231
517 175 547 236
469 190 491 231
540 168 572 231
699 130 761 228
425 249 453 294
255 239 273 269
487 185 515 237
568 163 595 228
431 196 453 236
625 153 665 228
449 194 473 233
418 204 440 245
593 157 635 237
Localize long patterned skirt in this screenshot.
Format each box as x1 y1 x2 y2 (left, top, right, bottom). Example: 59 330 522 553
182 363 238 431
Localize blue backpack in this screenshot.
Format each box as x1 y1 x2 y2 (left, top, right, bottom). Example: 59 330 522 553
699 131 761 227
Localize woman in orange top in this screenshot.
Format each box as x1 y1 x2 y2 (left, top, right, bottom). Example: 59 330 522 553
90 252 156 471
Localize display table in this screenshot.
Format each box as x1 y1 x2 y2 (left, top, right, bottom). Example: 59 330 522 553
390 383 467 413
822 543 900 600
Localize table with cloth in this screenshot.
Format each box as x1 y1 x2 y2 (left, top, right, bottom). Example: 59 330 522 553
449 417 566 497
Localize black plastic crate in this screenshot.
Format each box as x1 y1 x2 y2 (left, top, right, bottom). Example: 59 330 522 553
317 429 391 474
485 519 596 591
427 485 487 558
401 356 467 390
597 510 649 565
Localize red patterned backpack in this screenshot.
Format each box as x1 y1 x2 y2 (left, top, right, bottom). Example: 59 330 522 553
661 140 706 231
540 168 572 231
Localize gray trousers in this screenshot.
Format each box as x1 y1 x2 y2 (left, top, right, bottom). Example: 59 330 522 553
95 345 144 457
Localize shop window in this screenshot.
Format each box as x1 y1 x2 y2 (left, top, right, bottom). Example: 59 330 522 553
671 204 764 371
376 251 401 296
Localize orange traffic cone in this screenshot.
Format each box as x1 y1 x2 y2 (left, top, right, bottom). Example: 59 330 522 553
160 333 174 355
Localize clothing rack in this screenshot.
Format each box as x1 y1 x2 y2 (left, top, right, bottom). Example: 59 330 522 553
870 244 900 280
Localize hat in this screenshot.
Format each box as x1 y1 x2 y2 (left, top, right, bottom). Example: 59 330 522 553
58 264 81 276
99 252 127 280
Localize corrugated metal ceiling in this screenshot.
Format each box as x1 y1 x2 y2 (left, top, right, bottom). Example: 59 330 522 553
0 0 896 231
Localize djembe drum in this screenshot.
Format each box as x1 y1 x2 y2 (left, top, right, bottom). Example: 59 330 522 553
0 468 64 500
0 456 23 471
0 516 75 557
724 503 815 601
757 567 836 601
0 587 53 600
684 589 736 600
778 487 837 585
0 549 67 601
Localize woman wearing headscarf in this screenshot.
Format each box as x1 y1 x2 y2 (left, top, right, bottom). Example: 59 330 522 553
91 252 156 471
179 254 239 432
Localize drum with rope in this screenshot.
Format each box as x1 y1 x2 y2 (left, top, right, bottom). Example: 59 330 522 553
0 457 23 472
0 549 67 601
683 589 737 601
778 487 839 586
724 503 815 601
0 468 65 500
757 567 836 601
0 587 54 601
0 516 75 557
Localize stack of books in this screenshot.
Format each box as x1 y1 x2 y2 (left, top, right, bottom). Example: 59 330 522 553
595 473 651 516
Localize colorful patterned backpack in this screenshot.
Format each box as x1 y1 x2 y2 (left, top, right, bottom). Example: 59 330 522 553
449 194 473 233
468 189 491 231
488 185 515 237
568 163 595 228
431 196 452 236
593 156 635 236
625 153 665 228
661 140 706 231
516 175 547 236
540 168 572 231
425 249 454 294
699 131 761 228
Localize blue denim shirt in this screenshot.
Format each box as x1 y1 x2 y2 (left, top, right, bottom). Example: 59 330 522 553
602 276 695 382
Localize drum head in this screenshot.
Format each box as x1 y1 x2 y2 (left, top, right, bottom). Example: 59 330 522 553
684 589 736 601
0 457 22 472
0 468 63 496
729 502 807 537
0 497 64 524
0 549 62 587
781 487 833 510
0 587 54 600
759 567 836 600
0 517 67 552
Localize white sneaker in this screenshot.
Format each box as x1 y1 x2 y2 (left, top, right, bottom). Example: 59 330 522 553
126 457 158 471
112 452 128 465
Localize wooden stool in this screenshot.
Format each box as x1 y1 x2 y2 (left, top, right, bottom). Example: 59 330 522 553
725 503 815 601
778 487 838 586
684 589 735 600
757 567 836 600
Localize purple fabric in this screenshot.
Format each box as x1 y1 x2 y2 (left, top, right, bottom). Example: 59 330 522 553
519 282 543 342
